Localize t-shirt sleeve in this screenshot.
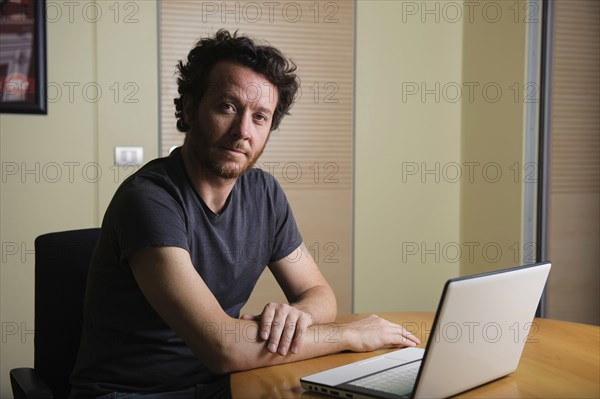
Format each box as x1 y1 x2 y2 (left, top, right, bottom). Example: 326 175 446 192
268 175 303 262
109 179 189 262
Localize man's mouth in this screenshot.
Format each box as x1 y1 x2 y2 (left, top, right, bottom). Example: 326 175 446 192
222 146 247 157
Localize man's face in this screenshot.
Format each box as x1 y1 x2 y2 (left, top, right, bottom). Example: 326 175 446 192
184 61 278 179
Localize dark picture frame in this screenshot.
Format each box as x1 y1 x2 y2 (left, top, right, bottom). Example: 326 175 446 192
0 0 47 114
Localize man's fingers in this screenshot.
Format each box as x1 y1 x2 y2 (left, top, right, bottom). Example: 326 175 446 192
400 326 421 346
407 333 421 346
274 319 296 355
270 316 304 355
267 312 288 353
259 305 276 341
392 325 420 347
257 303 314 355
290 316 310 354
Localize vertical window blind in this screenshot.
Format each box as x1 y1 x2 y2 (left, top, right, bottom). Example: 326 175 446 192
550 0 599 193
547 0 599 324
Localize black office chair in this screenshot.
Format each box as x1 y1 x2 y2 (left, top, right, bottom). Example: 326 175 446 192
10 228 100 399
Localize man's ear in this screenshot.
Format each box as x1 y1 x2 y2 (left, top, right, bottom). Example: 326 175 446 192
183 94 194 125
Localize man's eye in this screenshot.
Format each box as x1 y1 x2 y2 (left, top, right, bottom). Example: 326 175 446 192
221 103 235 112
254 113 268 122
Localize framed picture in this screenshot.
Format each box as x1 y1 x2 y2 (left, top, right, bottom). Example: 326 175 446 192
0 0 47 114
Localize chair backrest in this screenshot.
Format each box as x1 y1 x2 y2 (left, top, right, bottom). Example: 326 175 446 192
34 228 100 399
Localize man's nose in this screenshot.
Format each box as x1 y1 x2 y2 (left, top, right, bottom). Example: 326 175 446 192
232 114 252 140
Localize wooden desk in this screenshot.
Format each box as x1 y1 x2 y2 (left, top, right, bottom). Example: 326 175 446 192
231 312 600 398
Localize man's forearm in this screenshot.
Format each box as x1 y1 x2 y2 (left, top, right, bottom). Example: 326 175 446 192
291 284 337 323
210 318 351 374
208 314 419 374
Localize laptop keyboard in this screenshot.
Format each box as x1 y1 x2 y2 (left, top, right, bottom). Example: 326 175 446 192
348 363 420 396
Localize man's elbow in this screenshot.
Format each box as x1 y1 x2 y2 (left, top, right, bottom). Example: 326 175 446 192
207 357 234 375
324 287 338 322
197 344 236 375
192 328 254 374
204 348 250 375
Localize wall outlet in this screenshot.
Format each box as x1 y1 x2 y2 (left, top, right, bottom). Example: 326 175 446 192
114 146 143 166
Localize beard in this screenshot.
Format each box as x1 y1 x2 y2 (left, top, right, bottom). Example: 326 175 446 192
201 140 266 179
203 155 256 179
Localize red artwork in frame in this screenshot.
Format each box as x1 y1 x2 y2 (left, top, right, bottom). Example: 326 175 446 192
0 0 47 114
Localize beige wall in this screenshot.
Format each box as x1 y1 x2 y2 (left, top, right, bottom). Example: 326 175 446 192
0 1 158 396
354 0 530 312
355 0 463 312
460 0 529 276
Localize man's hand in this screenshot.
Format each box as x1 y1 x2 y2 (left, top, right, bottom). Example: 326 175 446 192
342 315 421 352
241 303 314 355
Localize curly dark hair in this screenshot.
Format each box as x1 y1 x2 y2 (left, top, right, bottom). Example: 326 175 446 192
174 29 299 132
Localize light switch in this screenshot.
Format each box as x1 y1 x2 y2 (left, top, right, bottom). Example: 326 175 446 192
115 146 143 166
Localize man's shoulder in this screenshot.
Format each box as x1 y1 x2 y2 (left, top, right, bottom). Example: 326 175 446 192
120 151 184 192
110 153 187 212
127 155 170 182
243 167 275 181
239 168 282 192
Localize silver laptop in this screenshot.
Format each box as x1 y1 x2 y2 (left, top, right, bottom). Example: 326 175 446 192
301 262 551 399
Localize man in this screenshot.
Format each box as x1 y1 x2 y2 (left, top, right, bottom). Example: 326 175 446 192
70 30 419 398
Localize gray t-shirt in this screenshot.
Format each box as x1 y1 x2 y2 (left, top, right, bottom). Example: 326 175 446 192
70 147 302 397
